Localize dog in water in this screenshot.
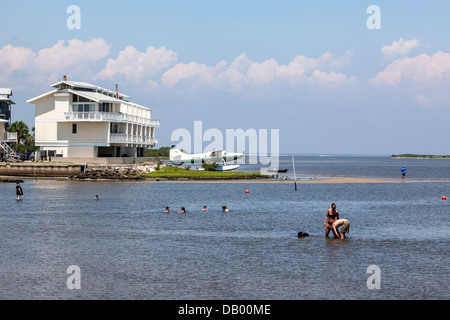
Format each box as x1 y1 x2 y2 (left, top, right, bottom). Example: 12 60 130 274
297 232 309 238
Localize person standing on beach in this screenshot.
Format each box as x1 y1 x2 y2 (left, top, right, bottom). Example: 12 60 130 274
324 203 339 238
16 182 23 200
401 166 407 180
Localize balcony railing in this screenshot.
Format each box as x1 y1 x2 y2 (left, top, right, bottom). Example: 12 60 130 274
64 112 160 127
4 132 17 142
110 133 158 146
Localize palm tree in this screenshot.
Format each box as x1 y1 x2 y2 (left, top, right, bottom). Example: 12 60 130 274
23 133 33 153
7 121 29 153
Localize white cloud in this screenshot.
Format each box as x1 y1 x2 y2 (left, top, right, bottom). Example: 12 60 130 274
0 41 357 98
370 51 450 107
0 45 35 82
0 40 356 94
161 51 356 91
0 39 111 85
96 46 177 82
381 38 420 60
36 39 111 73
371 51 450 86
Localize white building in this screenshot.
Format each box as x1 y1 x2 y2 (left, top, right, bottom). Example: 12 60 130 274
27 77 160 162
0 88 17 157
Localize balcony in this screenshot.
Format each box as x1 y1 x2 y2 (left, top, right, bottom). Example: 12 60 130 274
4 132 17 142
110 133 158 146
63 112 160 127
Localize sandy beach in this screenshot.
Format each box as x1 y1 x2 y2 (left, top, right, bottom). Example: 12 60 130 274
145 177 450 183
3 174 450 184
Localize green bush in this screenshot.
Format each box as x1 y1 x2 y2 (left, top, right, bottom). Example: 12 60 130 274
202 162 219 171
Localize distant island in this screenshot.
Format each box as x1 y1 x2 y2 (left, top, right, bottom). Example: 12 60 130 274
391 154 450 159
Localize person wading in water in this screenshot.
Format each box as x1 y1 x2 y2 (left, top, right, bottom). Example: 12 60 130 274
324 203 340 238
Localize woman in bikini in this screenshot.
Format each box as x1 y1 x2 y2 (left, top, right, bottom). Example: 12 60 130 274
324 203 340 238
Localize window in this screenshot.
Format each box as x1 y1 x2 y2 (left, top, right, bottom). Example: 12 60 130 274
110 123 119 134
72 124 77 134
99 103 112 113
73 103 95 112
73 94 92 103
0 102 7 114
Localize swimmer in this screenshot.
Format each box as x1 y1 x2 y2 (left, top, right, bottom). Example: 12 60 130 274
165 206 170 213
202 205 208 212
222 205 230 212
95 195 99 201
177 206 186 213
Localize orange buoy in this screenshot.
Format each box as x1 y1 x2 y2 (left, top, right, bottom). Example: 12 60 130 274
442 196 447 200
245 189 250 194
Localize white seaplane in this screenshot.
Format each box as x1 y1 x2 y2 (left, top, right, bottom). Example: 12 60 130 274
169 145 243 171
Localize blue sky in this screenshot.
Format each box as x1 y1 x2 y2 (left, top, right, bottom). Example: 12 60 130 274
2 1 450 154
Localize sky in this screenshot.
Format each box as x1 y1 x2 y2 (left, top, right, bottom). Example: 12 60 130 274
1 0 450 155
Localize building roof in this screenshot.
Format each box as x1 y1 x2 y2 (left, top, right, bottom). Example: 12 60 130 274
68 89 123 104
0 88 14 104
51 80 98 90
0 96 14 102
26 90 59 104
0 96 15 104
27 80 150 110
0 88 12 96
51 80 131 100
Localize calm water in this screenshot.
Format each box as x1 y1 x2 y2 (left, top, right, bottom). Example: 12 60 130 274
0 156 449 300
241 155 450 180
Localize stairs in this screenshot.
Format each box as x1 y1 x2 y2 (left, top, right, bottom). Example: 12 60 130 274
0 137 14 158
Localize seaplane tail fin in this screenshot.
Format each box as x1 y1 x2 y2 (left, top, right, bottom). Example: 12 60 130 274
170 145 188 165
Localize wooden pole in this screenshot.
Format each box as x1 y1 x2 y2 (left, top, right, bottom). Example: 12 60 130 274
292 155 297 191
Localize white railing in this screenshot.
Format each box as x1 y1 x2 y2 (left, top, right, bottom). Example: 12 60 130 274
151 119 160 127
0 138 14 155
110 133 158 145
6 132 17 142
64 112 160 127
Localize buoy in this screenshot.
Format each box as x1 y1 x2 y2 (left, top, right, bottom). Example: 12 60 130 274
245 189 250 194
442 196 447 201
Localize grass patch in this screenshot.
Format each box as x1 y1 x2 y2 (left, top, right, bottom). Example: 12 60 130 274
143 166 268 180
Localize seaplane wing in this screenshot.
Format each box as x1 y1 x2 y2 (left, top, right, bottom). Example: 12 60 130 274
170 145 243 165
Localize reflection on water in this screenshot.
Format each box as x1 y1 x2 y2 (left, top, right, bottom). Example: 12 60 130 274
1 174 449 300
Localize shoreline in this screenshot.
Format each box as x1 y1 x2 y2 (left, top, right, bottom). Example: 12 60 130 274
2 175 450 184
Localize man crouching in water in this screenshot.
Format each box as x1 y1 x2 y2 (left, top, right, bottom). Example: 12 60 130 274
324 203 340 238
332 219 350 239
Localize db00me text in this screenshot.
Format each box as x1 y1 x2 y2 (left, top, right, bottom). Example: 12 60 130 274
222 305 270 315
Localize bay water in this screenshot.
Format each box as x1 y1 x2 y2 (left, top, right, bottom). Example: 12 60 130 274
0 156 449 299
